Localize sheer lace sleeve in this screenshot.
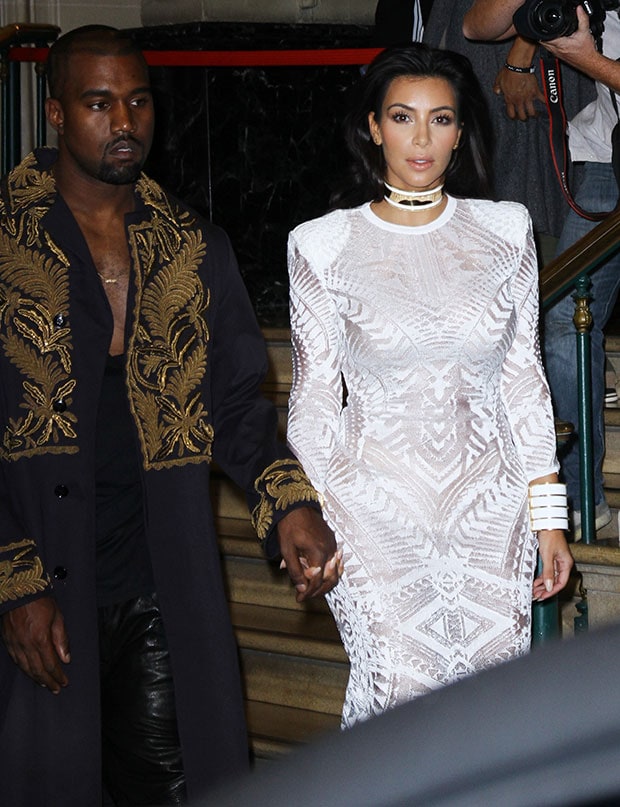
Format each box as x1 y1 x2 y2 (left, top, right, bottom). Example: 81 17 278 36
500 215 559 482
286 231 344 494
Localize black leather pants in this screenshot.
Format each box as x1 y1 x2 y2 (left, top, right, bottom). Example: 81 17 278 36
99 593 187 806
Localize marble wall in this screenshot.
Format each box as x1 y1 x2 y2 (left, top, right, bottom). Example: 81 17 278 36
133 22 374 325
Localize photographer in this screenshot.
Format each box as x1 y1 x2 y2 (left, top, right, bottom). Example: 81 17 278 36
425 1 592 241
464 1 620 538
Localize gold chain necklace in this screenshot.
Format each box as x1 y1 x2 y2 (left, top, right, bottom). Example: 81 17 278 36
97 271 126 285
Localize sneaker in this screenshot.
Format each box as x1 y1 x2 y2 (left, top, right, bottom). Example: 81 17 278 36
572 501 613 541
605 387 619 407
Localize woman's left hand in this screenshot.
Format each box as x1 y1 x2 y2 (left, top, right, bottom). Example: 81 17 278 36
533 529 574 600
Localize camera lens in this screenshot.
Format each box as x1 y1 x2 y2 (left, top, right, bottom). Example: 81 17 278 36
534 2 572 36
513 0 579 40
541 8 562 26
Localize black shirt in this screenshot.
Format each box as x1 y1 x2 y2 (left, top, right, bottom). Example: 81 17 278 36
95 353 155 606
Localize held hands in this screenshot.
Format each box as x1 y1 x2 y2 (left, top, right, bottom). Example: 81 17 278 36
1 596 70 693
533 528 574 601
276 506 343 602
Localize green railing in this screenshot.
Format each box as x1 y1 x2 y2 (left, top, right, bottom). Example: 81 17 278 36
541 207 620 546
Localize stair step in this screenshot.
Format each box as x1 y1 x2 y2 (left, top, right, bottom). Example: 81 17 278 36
263 327 293 390
219 532 265 559
231 601 346 663
251 737 292 760
604 428 620 474
606 497 620 517
240 647 348 715
246 700 340 751
236 626 346 664
606 333 620 353
605 408 620 426
223 554 333 615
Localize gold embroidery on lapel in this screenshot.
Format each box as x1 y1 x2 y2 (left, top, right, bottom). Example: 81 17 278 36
0 157 77 460
126 177 214 469
251 458 321 540
0 538 50 605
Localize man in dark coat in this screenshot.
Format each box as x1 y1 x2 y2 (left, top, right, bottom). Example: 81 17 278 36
0 25 340 807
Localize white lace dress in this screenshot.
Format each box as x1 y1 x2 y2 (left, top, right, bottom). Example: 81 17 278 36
287 197 559 728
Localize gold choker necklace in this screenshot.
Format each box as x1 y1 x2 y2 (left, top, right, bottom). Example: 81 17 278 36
384 182 444 211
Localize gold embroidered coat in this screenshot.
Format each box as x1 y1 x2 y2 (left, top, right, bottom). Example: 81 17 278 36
0 149 319 805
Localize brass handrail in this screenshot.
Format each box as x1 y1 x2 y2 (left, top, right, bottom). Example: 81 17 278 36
540 206 620 307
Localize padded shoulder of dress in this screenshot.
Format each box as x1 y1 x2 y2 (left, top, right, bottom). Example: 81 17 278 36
289 208 354 270
464 197 531 243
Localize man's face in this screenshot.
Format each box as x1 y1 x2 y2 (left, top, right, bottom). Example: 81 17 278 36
46 50 154 185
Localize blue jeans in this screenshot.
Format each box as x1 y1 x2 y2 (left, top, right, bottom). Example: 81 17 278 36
543 162 620 511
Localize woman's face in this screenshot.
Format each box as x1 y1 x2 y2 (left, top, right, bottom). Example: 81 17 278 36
368 75 462 192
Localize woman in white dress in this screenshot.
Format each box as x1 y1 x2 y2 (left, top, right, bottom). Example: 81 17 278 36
286 44 573 728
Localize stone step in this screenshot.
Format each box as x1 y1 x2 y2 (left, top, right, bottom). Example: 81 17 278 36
606 333 620 354
230 602 346 664
241 650 346 759
224 553 314 611
604 427 620 475
246 701 340 754
240 647 347 716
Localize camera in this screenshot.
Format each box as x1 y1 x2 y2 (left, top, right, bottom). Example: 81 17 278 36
513 0 619 41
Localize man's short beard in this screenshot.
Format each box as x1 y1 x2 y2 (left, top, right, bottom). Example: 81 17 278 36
97 160 143 185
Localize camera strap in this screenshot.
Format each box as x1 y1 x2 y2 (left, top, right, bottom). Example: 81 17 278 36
540 55 611 221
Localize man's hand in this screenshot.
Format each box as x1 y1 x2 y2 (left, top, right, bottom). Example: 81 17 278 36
276 507 342 602
542 6 600 72
494 68 545 120
493 35 543 120
1 596 70 693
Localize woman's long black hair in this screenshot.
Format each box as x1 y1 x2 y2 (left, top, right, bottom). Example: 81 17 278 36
331 43 494 209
